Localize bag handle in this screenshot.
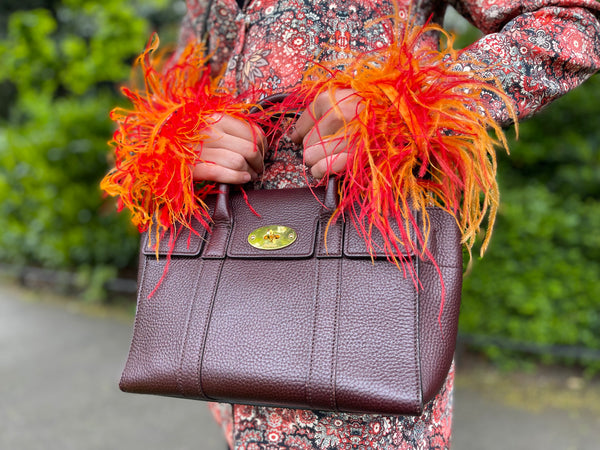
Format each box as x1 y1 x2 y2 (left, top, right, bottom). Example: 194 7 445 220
206 93 343 257
211 92 294 225
214 91 342 216
211 176 339 228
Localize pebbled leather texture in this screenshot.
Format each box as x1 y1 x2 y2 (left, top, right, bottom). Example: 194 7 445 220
120 182 462 416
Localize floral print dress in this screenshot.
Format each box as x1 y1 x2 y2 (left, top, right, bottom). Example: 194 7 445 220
175 0 600 448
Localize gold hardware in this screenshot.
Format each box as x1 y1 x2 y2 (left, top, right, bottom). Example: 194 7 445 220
248 225 297 250
264 229 280 243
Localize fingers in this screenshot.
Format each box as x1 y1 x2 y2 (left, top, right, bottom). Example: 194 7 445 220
290 89 360 145
289 89 362 179
203 131 264 174
211 114 266 149
289 93 339 144
193 147 257 184
309 152 349 180
190 91 362 185
193 161 253 184
304 136 350 179
193 114 266 184
303 110 347 149
197 146 258 177
303 135 347 167
290 107 317 144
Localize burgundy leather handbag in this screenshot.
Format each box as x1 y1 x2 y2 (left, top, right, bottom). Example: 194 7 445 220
119 176 463 415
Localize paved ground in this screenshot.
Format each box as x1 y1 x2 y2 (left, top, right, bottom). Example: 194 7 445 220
2 279 600 450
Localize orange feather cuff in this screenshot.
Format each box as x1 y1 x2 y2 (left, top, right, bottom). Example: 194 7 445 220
284 21 514 270
100 34 255 250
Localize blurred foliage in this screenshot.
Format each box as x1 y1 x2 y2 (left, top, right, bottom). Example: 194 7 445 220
0 0 183 295
0 3 599 366
448 14 600 371
460 76 600 373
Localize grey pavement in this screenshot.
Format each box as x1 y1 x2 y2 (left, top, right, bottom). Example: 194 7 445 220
2 280 600 450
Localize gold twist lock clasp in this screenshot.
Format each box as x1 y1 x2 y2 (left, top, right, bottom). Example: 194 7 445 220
248 225 297 250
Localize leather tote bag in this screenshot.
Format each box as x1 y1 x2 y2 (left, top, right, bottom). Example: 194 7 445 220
119 175 463 416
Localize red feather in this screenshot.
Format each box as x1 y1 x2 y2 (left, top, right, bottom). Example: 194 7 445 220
100 34 259 252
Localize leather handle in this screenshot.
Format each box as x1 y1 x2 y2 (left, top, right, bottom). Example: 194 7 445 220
248 92 291 114
201 183 232 258
213 184 232 225
317 177 343 257
213 177 338 223
206 93 343 257
212 93 292 222
322 176 339 211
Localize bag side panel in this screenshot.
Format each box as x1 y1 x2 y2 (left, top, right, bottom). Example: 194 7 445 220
120 256 206 396
418 208 463 403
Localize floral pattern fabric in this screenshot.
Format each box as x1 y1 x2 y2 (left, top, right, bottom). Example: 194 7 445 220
175 0 600 448
181 0 600 124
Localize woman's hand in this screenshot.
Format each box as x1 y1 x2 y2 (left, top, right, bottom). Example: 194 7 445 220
290 89 362 179
193 114 267 184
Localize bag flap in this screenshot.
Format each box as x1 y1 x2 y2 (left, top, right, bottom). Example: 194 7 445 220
141 198 215 257
227 187 325 259
343 212 418 259
343 207 462 266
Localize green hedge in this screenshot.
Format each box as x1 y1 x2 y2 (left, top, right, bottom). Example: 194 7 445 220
460 74 600 371
0 0 178 286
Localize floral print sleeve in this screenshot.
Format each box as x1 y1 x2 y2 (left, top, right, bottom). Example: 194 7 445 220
177 0 239 76
449 0 600 124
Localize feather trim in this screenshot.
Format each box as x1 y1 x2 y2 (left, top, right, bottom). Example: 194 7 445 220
286 20 514 274
100 34 256 252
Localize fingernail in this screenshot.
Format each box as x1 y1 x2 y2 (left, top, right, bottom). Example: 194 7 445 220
288 125 298 139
